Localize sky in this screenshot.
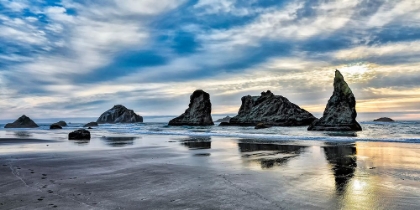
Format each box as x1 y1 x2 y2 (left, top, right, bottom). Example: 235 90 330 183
1 0 420 121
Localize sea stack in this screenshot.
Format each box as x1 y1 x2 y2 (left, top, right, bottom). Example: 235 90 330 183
169 90 214 126
223 90 317 126
4 115 39 128
97 105 143 124
308 70 362 131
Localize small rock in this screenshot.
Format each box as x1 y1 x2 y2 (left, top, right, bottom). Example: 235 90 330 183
83 122 98 127
254 123 271 129
219 122 233 126
215 116 232 123
68 129 91 140
56 121 67 126
49 123 62 129
373 117 394 122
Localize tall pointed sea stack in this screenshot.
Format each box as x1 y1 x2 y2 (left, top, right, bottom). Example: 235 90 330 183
308 70 362 131
97 105 143 124
224 90 316 126
169 90 214 126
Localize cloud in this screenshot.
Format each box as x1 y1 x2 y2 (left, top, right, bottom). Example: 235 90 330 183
1 0 420 119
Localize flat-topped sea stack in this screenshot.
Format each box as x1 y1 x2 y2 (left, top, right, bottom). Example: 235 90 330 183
169 90 214 126
308 70 362 131
97 105 143 124
222 90 317 126
4 115 39 128
374 117 394 122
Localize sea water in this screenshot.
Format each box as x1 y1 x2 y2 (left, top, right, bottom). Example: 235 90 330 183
1 121 420 144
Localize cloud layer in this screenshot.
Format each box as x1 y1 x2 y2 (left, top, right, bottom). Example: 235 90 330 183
1 0 420 120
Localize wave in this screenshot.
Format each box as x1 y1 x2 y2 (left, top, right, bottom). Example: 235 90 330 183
2 121 420 144
108 128 420 144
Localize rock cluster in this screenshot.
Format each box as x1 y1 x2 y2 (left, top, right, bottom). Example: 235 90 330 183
97 105 143 124
4 115 39 128
222 90 316 126
169 90 214 126
308 70 362 131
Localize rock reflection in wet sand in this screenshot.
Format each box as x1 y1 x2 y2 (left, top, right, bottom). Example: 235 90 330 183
14 131 32 138
323 143 357 195
71 140 90 146
100 136 138 147
238 141 306 169
180 137 211 150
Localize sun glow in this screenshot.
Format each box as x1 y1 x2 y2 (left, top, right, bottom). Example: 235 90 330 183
339 63 369 75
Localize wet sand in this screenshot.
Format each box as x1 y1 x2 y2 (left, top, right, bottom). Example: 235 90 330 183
1 135 420 209
0 138 58 145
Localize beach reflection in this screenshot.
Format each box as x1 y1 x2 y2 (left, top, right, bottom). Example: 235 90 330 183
238 141 306 169
101 136 137 147
323 143 357 195
14 131 32 138
180 137 211 150
71 140 90 146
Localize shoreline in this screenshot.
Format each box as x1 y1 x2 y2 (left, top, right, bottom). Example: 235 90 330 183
1 135 420 209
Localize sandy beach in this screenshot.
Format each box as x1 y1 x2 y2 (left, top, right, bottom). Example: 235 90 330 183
1 134 420 210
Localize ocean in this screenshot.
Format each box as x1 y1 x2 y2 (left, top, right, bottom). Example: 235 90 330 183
1 120 420 144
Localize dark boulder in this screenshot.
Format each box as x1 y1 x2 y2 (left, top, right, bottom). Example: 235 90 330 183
374 117 394 122
226 90 316 126
50 123 62 129
169 90 214 126
255 123 271 129
83 122 98 127
4 115 39 128
308 70 362 131
69 129 91 140
97 105 143 124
